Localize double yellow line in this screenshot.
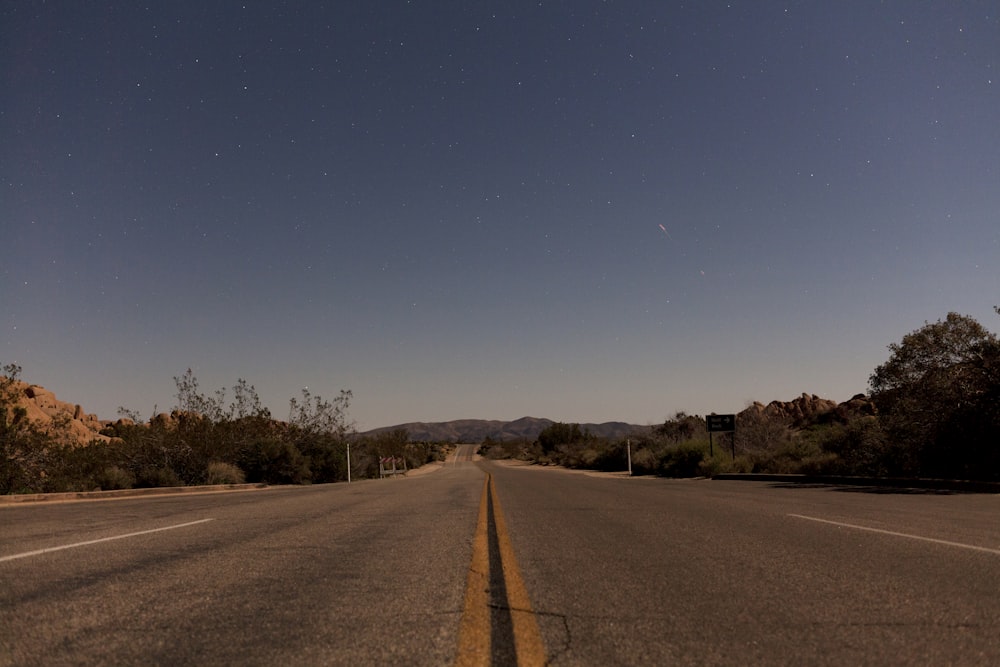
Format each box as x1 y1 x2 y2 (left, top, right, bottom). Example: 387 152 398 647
455 473 547 666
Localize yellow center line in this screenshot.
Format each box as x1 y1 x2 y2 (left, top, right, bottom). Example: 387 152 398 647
455 473 548 666
456 476 491 665
489 475 548 665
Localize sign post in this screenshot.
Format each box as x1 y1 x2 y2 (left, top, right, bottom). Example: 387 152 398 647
706 414 736 460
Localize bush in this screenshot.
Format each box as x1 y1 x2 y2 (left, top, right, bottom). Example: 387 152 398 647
136 466 183 488
814 418 890 476
237 439 311 485
94 465 136 490
591 441 630 472
697 453 727 477
658 441 707 477
629 447 658 475
204 461 246 485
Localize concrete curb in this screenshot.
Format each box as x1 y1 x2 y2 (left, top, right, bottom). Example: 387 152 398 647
0 483 268 504
712 473 1000 494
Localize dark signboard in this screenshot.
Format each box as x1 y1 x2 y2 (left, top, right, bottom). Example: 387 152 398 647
706 414 736 432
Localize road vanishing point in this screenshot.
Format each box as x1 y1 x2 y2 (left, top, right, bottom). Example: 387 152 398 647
3 444 1000 665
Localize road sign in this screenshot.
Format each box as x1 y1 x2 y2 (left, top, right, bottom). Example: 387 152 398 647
706 414 736 433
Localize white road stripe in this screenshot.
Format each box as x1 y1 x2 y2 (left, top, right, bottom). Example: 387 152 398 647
0 518 215 563
788 514 1000 556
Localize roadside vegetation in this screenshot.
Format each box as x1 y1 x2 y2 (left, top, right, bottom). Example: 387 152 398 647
482 309 1000 482
0 368 445 494
3 308 998 493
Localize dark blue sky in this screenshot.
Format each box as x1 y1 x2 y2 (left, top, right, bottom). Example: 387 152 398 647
4 2 998 429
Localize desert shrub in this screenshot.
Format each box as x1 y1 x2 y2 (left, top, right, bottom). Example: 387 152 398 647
95 465 136 490
589 440 630 472
655 412 707 442
552 441 585 467
748 436 824 474
537 422 584 454
719 455 755 474
629 447 658 475
579 447 601 468
815 417 890 476
296 434 346 483
658 440 707 477
406 441 447 466
735 409 792 455
204 461 246 485
136 466 183 488
237 439 311 485
797 451 841 475
480 438 527 460
697 452 728 477
32 441 107 492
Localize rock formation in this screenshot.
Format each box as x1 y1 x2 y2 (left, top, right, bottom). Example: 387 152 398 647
8 382 112 444
739 392 876 428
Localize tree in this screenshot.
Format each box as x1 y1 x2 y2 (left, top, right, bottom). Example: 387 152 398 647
655 412 706 443
285 388 353 483
288 388 353 439
869 312 1000 478
173 368 225 422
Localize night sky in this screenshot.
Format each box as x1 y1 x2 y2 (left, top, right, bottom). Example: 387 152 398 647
3 2 998 430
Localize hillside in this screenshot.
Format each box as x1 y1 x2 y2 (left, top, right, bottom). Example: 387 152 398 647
359 417 652 443
358 394 874 444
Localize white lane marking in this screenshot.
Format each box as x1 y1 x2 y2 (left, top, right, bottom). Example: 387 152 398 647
0 518 215 563
788 514 1000 556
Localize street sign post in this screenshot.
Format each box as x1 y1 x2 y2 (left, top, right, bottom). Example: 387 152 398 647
706 414 737 460
706 414 736 432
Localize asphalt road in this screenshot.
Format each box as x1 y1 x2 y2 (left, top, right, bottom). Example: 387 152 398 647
3 451 999 665
486 463 1000 666
0 448 484 666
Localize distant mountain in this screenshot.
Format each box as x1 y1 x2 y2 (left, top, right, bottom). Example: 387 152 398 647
356 393 874 443
358 417 652 443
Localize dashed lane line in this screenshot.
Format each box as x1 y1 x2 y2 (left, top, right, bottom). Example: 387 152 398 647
789 514 1000 555
0 518 216 563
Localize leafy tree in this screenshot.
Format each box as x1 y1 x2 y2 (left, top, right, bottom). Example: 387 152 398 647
869 312 1000 478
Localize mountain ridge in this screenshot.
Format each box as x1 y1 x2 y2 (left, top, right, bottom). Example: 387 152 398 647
358 417 651 443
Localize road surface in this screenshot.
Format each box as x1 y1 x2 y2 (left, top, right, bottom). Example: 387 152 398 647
3 448 999 665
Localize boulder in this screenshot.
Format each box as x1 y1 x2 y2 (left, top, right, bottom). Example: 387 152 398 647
739 393 838 427
10 381 112 445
